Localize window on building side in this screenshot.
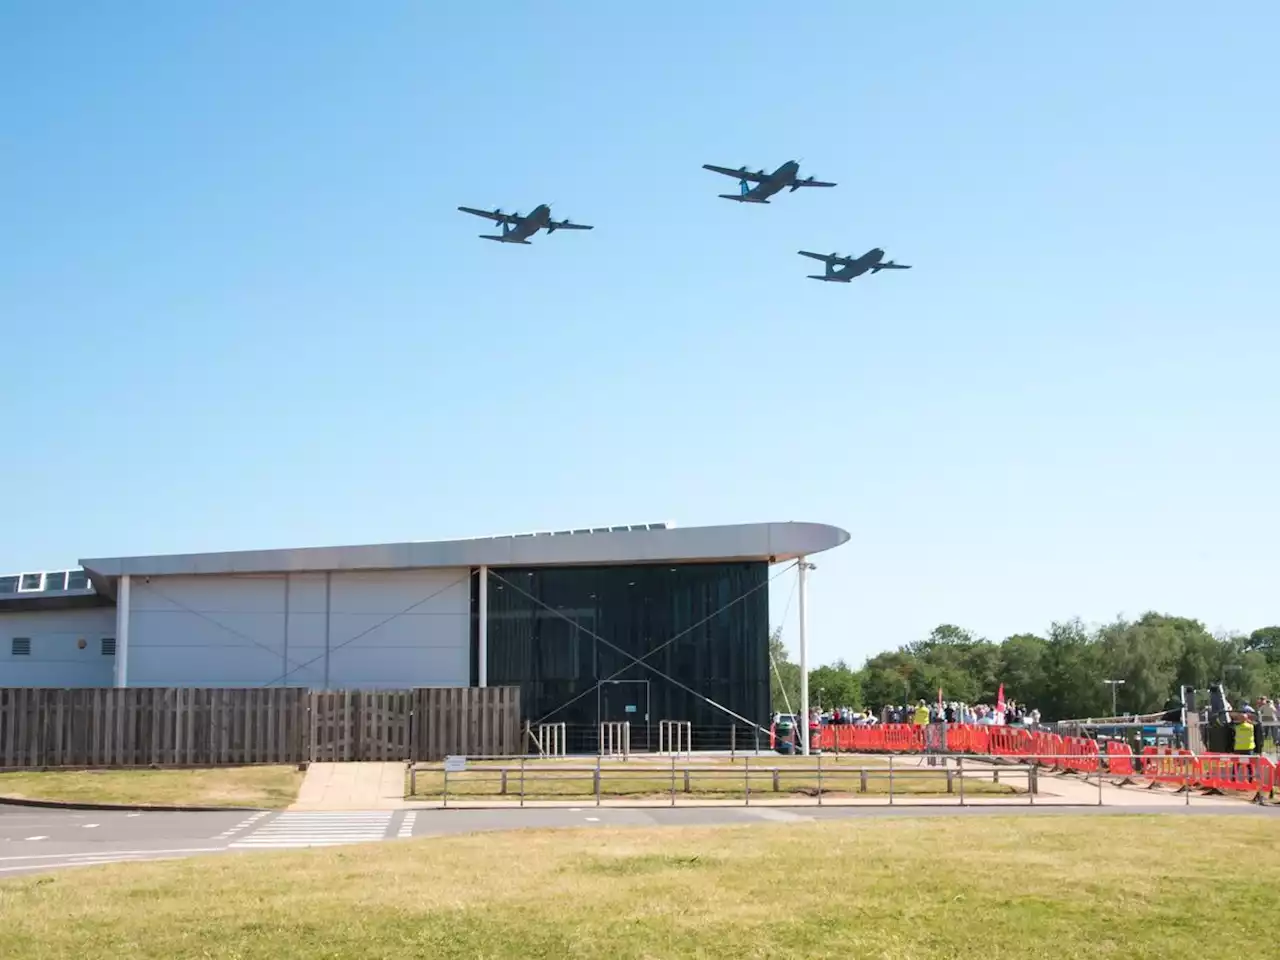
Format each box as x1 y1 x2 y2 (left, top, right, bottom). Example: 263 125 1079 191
67 570 89 590
18 573 43 592
11 638 31 656
101 638 116 656
43 571 68 592
0 576 17 595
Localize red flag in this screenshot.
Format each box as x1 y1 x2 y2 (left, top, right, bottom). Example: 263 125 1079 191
996 684 1006 714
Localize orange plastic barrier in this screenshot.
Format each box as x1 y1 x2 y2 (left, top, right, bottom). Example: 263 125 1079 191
1104 740 1136 776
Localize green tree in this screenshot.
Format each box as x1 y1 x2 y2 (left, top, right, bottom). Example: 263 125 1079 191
768 627 800 713
809 660 863 711
999 633 1050 707
1246 626 1280 664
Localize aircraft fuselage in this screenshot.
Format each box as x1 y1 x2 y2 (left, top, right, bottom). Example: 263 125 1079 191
813 248 885 282
494 204 551 242
739 160 801 202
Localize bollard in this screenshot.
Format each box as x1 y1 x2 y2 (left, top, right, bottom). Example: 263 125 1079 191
946 767 954 794
683 769 691 793
860 768 868 793
772 768 780 792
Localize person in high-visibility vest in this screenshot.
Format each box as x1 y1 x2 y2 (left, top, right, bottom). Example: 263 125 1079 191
912 700 930 726
1234 715 1255 754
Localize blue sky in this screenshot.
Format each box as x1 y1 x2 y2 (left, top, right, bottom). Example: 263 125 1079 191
3 3 1277 667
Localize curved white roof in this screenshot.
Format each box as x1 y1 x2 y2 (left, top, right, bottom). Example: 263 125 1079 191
80 521 849 578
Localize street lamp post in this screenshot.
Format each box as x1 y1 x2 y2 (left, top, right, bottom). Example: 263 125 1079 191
1103 679 1126 716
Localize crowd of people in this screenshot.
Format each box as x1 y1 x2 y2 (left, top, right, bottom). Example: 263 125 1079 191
790 698 1043 728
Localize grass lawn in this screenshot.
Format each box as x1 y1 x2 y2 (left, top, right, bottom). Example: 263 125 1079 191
408 755 1022 799
0 766 303 809
1 815 1276 958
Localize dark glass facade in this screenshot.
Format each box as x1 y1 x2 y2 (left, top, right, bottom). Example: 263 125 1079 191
472 562 770 752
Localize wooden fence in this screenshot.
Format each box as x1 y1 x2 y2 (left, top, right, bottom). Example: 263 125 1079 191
0 686 521 769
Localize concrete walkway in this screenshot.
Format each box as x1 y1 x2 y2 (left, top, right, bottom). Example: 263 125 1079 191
291 763 408 811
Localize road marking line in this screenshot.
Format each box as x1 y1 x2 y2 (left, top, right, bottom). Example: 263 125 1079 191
25 836 48 841
585 817 600 822
81 824 100 829
396 811 417 839
0 847 223 864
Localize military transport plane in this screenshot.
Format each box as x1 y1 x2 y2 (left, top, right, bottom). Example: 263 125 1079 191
457 204 593 244
797 248 912 282
701 159 836 203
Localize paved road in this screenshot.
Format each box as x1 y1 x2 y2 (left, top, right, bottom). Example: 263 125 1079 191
1 800 1275 878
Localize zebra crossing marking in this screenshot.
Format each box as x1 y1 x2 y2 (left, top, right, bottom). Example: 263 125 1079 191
229 812 394 849
214 811 270 841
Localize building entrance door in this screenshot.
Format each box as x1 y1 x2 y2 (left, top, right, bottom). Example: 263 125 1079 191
598 679 651 752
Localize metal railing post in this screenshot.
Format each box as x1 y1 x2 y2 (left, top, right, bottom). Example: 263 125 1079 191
595 755 601 806
958 756 965 806
744 755 750 806
670 751 676 806
888 754 895 805
443 766 449 808
817 751 823 805
519 756 525 808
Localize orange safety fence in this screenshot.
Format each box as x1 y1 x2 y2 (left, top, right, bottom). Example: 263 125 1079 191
767 724 1274 798
1105 740 1136 776
1139 746 1275 797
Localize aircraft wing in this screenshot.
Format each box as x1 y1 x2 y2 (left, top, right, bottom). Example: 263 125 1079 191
875 261 911 270
703 164 767 182
794 178 837 188
458 206 520 224
797 250 851 265
549 219 593 231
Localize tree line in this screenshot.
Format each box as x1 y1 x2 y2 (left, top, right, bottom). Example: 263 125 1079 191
770 614 1280 721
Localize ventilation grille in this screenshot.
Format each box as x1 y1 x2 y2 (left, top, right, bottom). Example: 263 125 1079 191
11 638 31 656
101 638 117 656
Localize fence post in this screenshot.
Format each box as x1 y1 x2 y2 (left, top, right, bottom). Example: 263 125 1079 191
860 767 868 793
958 755 965 806
772 768 780 792
595 756 601 807
817 751 823 805
889 754 895 806
501 769 508 796
670 752 676 806
519 756 525 808
730 724 736 760
744 755 750 806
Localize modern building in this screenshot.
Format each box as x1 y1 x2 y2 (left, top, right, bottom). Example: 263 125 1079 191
1 521 849 748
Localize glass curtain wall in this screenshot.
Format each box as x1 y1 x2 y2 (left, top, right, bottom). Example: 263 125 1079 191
475 562 769 751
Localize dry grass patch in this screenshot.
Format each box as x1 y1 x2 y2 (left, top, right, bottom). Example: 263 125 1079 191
0 814 1275 958
0 766 303 809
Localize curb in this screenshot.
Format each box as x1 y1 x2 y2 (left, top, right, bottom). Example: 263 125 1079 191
0 796 270 813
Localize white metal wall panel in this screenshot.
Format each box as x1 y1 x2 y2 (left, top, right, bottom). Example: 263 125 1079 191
126 569 471 689
0 608 118 686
